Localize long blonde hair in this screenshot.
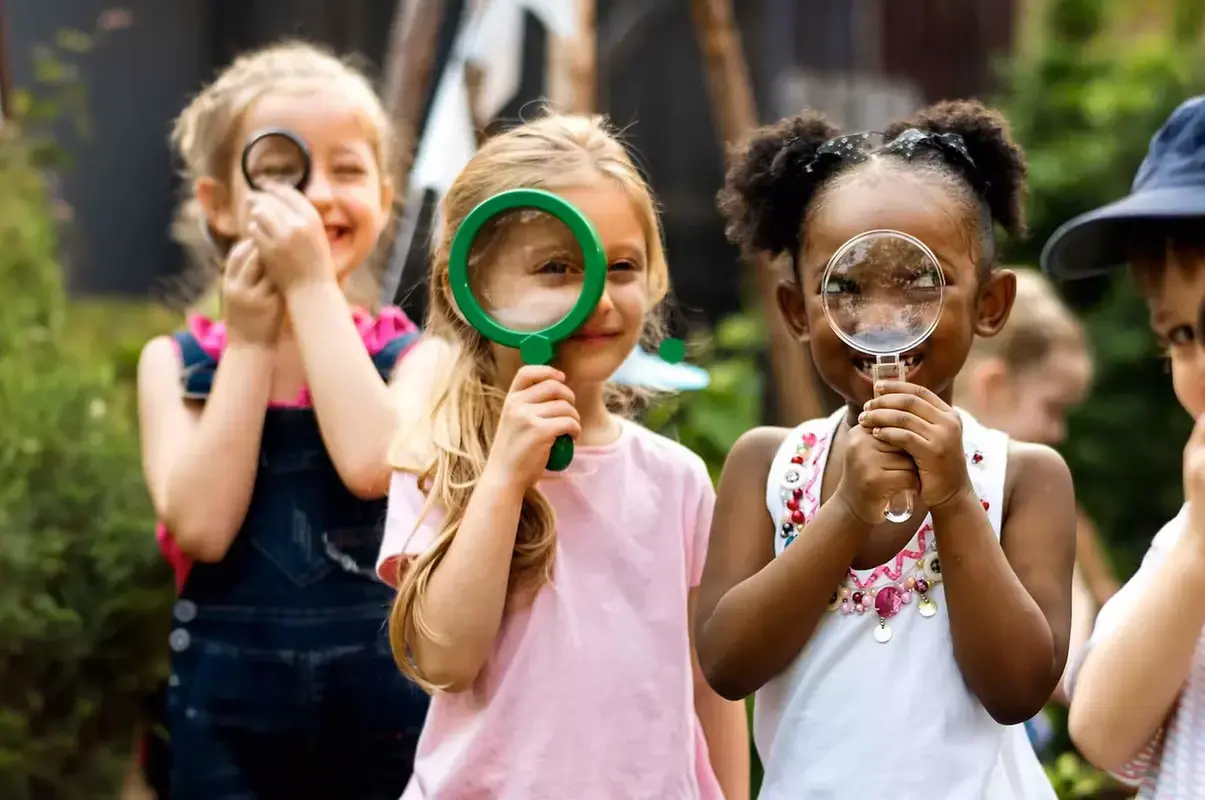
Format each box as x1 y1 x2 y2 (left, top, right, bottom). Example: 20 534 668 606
955 268 1087 400
387 114 670 690
169 40 396 309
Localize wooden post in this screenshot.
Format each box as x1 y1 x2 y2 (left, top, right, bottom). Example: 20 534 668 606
381 0 450 194
688 0 826 424
547 0 597 113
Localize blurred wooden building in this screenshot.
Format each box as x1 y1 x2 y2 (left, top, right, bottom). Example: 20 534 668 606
6 0 1017 325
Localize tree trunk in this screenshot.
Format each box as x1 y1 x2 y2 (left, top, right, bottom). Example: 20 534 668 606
381 0 450 193
547 0 598 114
687 0 827 425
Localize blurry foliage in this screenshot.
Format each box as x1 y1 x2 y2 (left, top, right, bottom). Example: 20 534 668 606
644 313 766 481
0 11 176 798
1002 0 1205 575
0 128 172 798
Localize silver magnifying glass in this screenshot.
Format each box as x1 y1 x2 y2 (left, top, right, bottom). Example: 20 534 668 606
821 229 946 523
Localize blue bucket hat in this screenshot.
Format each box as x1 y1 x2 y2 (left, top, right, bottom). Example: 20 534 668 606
1041 94 1205 281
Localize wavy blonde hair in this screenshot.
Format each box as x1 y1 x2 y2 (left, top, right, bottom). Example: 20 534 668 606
387 113 670 690
170 40 395 310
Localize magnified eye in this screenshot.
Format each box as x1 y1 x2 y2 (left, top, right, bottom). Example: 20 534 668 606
823 275 861 294
909 271 940 289
537 259 574 276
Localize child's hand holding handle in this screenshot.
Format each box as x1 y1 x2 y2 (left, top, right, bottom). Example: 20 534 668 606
483 366 582 491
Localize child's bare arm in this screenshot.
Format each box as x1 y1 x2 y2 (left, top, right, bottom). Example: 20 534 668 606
137 336 273 562
934 442 1077 725
284 281 405 499
694 427 874 700
1068 534 1205 772
1069 415 1205 772
405 470 527 691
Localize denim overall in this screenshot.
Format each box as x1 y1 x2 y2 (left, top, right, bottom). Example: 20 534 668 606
167 330 428 800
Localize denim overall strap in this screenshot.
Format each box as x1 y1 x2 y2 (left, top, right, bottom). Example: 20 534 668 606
371 329 420 380
173 330 217 400
166 328 427 800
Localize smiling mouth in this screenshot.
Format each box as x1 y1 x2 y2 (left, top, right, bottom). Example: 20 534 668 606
325 226 351 246
571 331 620 343
853 352 923 378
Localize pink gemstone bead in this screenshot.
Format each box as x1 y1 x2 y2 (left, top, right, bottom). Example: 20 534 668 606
901 591 912 604
874 585 903 618
855 604 865 614
840 602 852 615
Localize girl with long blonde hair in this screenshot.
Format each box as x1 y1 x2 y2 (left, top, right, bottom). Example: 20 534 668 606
137 41 428 798
375 113 749 800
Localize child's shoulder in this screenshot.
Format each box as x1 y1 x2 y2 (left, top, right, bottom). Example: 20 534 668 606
727 412 842 470
620 419 712 483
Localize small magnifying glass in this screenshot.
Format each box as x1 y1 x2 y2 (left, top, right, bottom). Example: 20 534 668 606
447 189 608 472
821 229 946 523
241 128 311 193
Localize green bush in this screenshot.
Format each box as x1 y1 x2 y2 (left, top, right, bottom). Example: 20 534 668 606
0 129 173 798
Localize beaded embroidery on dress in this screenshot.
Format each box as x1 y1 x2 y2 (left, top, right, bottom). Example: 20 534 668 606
767 405 1006 644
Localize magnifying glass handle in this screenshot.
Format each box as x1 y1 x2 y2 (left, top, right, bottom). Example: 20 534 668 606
546 434 575 472
884 490 915 524
871 359 914 524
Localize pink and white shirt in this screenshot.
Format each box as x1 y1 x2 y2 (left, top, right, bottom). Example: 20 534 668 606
377 419 724 800
1064 505 1205 798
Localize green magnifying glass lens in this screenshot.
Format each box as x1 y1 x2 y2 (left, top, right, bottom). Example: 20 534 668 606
461 208 588 340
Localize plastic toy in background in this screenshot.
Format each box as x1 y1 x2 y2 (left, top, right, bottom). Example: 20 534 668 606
447 187 690 471
820 229 946 523
611 342 710 391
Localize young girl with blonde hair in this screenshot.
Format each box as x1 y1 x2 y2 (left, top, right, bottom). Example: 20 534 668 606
376 113 749 800
137 41 427 798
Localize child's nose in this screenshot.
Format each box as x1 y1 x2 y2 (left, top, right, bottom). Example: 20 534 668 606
304 170 335 206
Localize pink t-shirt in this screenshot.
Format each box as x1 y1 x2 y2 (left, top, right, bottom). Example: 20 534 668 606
377 419 724 800
156 306 419 592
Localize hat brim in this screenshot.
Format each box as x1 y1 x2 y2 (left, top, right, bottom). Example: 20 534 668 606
1040 186 1205 281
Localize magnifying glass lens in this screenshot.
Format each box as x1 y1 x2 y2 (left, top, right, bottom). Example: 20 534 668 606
463 208 587 334
243 132 310 192
821 231 944 357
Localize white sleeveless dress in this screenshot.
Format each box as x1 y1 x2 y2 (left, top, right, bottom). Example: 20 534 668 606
754 407 1055 799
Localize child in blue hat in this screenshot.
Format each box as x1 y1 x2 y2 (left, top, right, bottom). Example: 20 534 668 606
1047 94 1205 799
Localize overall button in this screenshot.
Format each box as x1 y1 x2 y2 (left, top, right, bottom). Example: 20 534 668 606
169 629 191 652
173 599 197 623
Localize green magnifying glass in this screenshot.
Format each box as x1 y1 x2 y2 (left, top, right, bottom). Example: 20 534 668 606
448 188 608 472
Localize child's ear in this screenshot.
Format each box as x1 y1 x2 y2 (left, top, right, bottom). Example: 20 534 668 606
379 176 395 213
195 177 238 239
974 268 1017 337
776 279 811 343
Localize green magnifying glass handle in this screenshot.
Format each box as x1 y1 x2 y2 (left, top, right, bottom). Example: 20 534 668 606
547 434 574 472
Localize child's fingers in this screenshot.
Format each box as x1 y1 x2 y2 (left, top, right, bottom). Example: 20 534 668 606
541 415 582 442
225 239 255 283
531 400 580 423
869 425 930 455
859 408 935 440
517 379 576 406
867 382 952 416
240 247 265 284
509 366 569 395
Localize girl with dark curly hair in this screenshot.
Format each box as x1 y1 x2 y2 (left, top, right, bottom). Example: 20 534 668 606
694 100 1073 798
